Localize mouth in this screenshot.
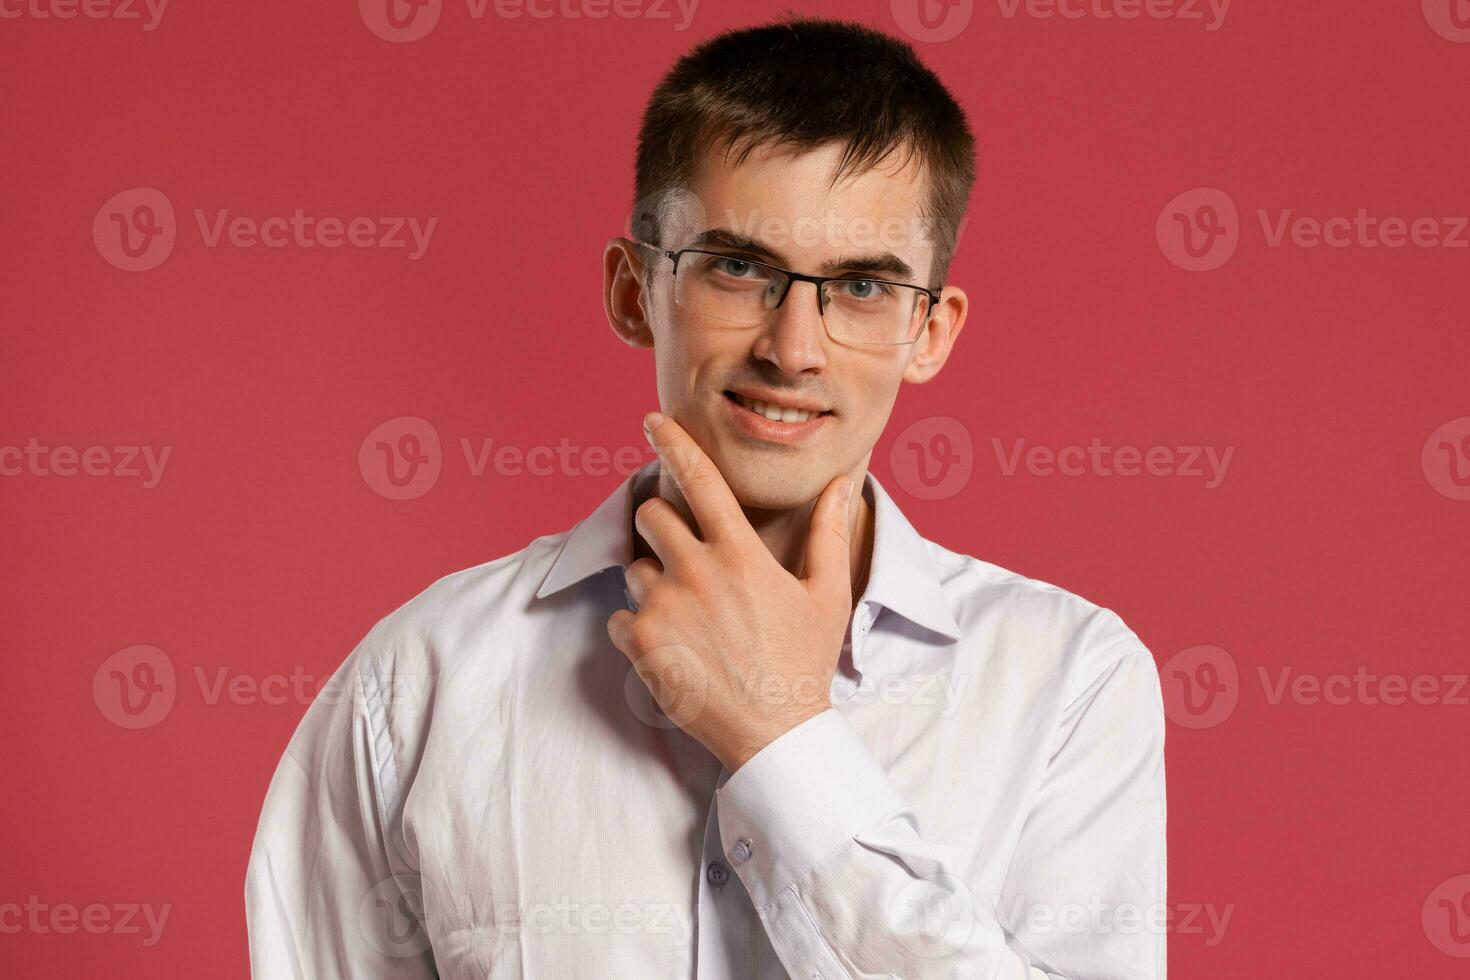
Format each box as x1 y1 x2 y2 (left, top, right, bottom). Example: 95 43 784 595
722 390 834 424
720 389 834 446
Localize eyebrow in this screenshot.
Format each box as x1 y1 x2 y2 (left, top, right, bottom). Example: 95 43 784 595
689 228 918 282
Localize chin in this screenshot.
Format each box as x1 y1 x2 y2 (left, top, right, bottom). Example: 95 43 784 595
716 459 830 512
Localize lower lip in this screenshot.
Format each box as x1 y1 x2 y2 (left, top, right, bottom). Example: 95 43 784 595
722 393 833 445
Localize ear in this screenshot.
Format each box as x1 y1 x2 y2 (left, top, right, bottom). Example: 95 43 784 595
902 284 969 384
604 237 656 350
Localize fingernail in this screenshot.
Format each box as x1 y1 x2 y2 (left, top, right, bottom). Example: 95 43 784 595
642 411 663 442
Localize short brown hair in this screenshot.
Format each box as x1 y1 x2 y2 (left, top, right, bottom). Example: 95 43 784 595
632 15 977 291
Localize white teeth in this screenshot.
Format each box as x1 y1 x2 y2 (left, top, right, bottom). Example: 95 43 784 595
735 394 816 423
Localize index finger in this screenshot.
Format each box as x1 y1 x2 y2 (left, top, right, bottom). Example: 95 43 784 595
642 411 751 545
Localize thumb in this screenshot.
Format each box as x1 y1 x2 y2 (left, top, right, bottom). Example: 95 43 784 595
802 475 855 603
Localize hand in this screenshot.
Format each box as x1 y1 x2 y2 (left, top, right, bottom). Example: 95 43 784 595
607 411 858 772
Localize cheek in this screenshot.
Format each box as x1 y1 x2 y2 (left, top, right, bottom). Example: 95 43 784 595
656 324 747 392
842 362 906 432
650 323 722 411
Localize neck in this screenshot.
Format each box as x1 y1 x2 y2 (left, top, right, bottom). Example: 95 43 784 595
635 464 875 608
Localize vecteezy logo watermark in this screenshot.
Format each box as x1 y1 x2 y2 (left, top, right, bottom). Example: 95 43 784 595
93 188 177 272
1423 0 1470 43
0 0 169 30
358 415 657 500
359 0 443 42
623 651 709 731
0 438 172 488
0 897 171 947
889 418 1233 500
889 872 978 959
1156 187 1240 272
890 416 974 501
1159 187 1470 271
1163 644 1470 730
92 646 430 728
890 0 975 43
360 416 444 501
359 876 432 957
1161 645 1240 730
1422 416 1470 501
1423 874 1470 958
93 645 177 729
359 0 699 43
360 875 432 952
94 188 437 271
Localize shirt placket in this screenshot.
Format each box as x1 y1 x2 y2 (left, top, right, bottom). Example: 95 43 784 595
695 767 763 977
694 600 881 979
830 600 877 705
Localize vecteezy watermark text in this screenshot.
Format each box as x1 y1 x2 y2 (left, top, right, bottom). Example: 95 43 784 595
890 0 1230 44
1158 187 1470 271
92 645 435 729
1161 645 1470 730
994 0 1230 31
359 0 699 43
358 415 658 500
0 439 171 488
0 897 170 947
992 437 1234 489
94 188 436 272
0 0 168 29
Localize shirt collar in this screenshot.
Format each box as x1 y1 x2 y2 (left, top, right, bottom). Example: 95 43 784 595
534 459 962 642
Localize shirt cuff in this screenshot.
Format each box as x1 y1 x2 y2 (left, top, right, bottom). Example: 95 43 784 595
714 707 908 910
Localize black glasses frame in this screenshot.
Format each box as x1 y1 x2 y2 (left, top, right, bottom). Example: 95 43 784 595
632 240 941 346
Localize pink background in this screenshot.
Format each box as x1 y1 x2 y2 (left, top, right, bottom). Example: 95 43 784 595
4 0 1469 974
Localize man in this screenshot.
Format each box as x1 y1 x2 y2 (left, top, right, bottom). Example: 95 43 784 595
246 16 1166 979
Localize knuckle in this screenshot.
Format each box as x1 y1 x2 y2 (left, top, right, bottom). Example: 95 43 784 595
669 443 703 475
681 468 717 495
627 556 661 581
629 615 662 651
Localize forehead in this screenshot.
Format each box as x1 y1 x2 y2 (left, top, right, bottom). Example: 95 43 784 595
671 139 934 260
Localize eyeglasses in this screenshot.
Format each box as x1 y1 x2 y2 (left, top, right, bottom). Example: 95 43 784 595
632 241 939 346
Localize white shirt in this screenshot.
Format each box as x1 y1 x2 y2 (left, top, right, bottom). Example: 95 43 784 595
245 459 1167 979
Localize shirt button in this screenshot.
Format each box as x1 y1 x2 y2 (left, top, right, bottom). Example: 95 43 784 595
706 861 729 887
731 838 753 864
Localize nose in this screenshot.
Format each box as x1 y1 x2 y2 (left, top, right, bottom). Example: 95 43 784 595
751 278 829 375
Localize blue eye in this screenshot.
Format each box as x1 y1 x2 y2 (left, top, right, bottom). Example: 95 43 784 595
836 279 890 300
714 257 754 277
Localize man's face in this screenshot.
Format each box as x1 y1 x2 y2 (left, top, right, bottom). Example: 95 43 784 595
610 140 965 511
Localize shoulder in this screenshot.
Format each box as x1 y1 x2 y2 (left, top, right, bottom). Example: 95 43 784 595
348 528 574 681
924 540 1156 706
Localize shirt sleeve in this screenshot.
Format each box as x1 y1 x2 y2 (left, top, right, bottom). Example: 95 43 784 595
244 646 439 978
714 647 1167 980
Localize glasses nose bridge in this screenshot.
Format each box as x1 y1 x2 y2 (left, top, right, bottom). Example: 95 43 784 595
759 271 838 361
769 269 827 319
